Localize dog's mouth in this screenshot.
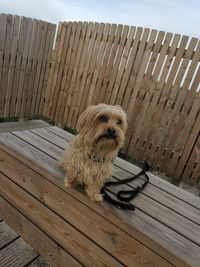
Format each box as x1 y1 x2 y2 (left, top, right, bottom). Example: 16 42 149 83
96 133 117 143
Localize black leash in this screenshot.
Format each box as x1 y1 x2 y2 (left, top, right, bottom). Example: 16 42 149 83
101 161 150 211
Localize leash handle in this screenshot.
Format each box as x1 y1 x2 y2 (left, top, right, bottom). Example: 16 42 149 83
101 161 150 210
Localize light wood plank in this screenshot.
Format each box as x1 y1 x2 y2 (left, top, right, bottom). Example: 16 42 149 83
0 120 50 133
0 197 81 267
0 142 197 267
45 126 200 209
0 148 172 267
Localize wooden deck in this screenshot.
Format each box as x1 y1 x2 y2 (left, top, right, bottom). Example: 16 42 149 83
0 120 200 267
0 218 49 267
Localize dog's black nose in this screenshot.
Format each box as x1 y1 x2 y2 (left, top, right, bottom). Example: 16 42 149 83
107 128 116 137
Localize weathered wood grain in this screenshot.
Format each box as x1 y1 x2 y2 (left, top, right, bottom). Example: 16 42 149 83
0 197 82 267
0 127 199 266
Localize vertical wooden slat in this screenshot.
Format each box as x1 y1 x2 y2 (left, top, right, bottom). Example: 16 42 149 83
49 23 68 119
105 25 131 104
56 22 78 124
29 21 48 116
148 35 189 168
66 22 99 124
127 33 177 159
19 18 33 117
149 39 199 169
11 17 29 117
0 14 13 117
54 22 73 123
98 24 123 103
161 44 200 174
54 23 78 123
181 134 200 185
108 26 136 105
124 31 165 159
0 14 55 119
4 16 20 117
53 22 74 122
38 23 56 115
124 29 154 114
66 22 89 126
71 22 105 128
92 23 117 106
78 23 110 113
60 22 83 125
0 14 7 114
113 27 143 105
135 32 174 154
175 113 200 182
131 35 183 165
23 19 40 116
43 22 63 118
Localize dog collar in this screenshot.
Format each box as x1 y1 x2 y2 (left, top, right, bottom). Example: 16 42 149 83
88 152 105 163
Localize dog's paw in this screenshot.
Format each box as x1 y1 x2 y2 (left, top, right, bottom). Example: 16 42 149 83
64 179 74 188
64 181 70 188
89 193 103 202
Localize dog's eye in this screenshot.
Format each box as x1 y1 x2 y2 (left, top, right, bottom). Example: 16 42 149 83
117 119 122 125
99 115 108 123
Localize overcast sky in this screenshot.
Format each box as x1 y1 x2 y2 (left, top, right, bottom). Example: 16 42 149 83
0 0 200 38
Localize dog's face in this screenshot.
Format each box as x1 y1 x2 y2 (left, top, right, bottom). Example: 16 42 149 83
77 104 127 153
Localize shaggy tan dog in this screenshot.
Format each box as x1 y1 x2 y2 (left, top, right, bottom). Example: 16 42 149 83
61 103 127 202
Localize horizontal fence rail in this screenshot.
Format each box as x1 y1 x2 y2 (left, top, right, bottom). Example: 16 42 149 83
0 14 56 118
43 21 200 185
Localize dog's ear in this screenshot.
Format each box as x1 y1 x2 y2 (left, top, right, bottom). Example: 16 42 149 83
114 105 128 133
76 105 96 134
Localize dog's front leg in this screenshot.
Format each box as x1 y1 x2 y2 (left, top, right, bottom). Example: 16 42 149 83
63 168 78 188
85 184 103 202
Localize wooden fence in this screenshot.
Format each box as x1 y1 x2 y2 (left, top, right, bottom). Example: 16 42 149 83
0 14 56 118
43 22 200 185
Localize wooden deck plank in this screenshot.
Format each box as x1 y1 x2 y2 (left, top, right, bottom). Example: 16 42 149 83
0 175 130 267
7 130 200 246
27 256 50 267
0 136 199 266
0 237 38 267
45 126 200 210
0 120 50 133
0 197 82 267
13 129 63 159
17 128 200 226
0 221 19 249
1 146 189 266
0 143 198 266
0 145 172 267
30 127 67 148
0 122 200 266
1 142 199 267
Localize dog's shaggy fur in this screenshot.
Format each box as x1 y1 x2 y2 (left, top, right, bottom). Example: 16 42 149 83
61 103 127 202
